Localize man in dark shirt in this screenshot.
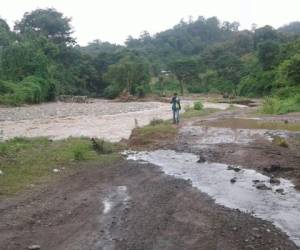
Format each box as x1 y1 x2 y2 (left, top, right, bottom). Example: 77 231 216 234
170 93 181 124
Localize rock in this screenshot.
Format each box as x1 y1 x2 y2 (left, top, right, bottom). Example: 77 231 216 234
264 164 294 173
232 227 238 231
230 177 237 184
276 188 285 195
255 183 271 190
227 165 241 172
197 155 206 163
28 245 40 250
270 176 280 185
264 164 281 173
252 180 260 184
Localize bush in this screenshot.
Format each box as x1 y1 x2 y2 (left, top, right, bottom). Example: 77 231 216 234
261 94 300 114
193 101 204 110
73 148 85 161
0 76 54 105
91 138 113 154
261 97 281 114
134 84 150 97
103 85 122 99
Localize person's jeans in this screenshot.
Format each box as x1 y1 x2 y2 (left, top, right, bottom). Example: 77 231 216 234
172 109 180 124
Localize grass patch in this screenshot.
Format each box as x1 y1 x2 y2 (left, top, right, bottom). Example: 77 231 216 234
182 107 219 119
129 120 177 147
0 137 120 195
149 119 165 126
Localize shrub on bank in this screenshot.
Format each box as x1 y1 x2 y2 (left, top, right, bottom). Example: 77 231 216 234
261 94 300 114
0 76 55 105
193 100 204 111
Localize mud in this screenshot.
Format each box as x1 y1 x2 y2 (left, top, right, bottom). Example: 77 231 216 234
127 150 300 246
1 100 300 249
0 161 298 250
200 117 300 132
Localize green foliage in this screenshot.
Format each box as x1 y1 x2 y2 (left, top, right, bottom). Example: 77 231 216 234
257 41 280 70
1 8 300 108
103 84 122 99
261 97 282 114
14 8 74 44
91 138 114 154
152 80 180 96
0 76 54 105
193 101 204 110
261 94 300 114
104 54 150 97
168 59 199 94
73 148 86 161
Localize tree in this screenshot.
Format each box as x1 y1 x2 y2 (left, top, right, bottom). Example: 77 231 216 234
14 8 74 44
0 18 13 47
254 25 278 48
169 59 199 94
258 41 280 70
278 22 300 35
104 55 150 96
278 54 300 87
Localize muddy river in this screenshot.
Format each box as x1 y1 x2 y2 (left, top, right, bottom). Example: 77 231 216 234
0 99 241 141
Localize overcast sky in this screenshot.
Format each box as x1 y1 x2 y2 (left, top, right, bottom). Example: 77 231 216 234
1 0 300 45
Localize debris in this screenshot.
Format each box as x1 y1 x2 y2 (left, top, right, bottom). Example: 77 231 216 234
0 170 3 175
270 176 280 185
255 183 271 190
28 245 41 250
227 165 241 172
197 154 206 163
264 164 294 173
53 168 60 173
230 177 237 183
275 188 285 195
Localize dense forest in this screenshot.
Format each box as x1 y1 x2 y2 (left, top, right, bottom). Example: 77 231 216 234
0 8 300 113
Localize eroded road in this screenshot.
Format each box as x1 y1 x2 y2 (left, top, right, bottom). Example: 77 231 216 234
1 100 300 250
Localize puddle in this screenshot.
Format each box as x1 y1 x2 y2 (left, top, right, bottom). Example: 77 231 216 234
127 150 300 246
95 186 130 250
203 118 300 132
102 186 130 215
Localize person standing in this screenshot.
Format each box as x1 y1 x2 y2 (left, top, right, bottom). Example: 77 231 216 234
170 93 181 124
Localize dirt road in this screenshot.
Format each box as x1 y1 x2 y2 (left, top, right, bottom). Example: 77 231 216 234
1 102 300 249
0 161 297 250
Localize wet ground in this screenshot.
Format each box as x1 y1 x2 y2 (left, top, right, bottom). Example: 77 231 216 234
127 150 300 246
0 161 298 250
1 100 300 249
